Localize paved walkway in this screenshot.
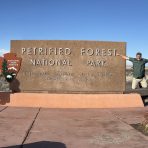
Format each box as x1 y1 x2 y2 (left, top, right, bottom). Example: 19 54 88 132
0 106 148 148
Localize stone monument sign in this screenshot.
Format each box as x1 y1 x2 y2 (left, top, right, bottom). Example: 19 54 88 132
11 40 126 93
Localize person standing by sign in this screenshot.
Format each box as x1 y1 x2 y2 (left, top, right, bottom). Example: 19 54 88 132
117 52 148 89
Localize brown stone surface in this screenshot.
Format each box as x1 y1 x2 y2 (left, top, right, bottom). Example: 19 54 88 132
0 92 10 104
11 40 126 93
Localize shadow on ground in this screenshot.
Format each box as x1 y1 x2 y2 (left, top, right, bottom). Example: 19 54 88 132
3 141 67 148
142 96 148 106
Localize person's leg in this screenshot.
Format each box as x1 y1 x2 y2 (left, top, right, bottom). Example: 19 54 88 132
132 78 140 89
140 77 147 88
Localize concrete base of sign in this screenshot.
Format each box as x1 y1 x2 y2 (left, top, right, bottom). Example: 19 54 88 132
0 93 144 108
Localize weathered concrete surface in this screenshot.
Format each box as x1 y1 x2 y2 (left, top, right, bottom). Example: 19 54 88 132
23 108 148 148
0 106 7 112
109 107 148 124
0 107 148 148
0 107 39 147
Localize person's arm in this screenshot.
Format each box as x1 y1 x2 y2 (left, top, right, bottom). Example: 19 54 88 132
116 53 129 60
143 58 148 63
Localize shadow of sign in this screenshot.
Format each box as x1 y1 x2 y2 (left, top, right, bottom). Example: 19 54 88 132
10 78 21 93
2 141 67 148
0 92 10 105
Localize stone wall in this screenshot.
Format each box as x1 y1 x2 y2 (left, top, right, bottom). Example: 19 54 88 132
0 69 147 92
11 40 126 93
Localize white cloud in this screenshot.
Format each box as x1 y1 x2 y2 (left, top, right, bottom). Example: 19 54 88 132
0 49 9 56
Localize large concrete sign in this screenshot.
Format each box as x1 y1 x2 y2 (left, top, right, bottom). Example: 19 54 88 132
11 40 126 93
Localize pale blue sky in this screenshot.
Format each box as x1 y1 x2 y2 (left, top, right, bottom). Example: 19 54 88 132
0 0 148 61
